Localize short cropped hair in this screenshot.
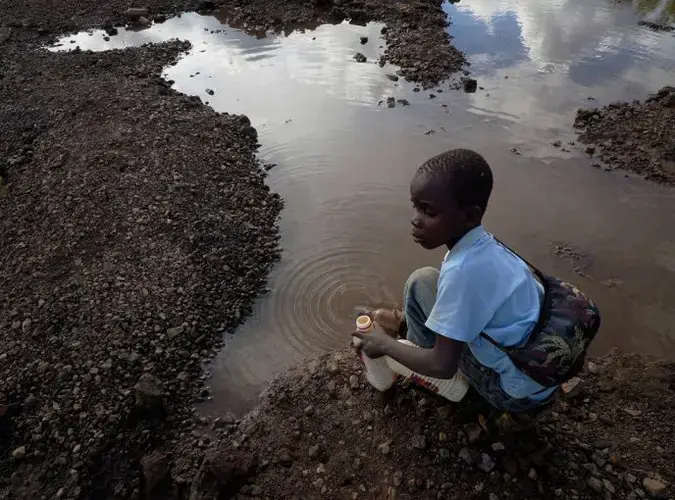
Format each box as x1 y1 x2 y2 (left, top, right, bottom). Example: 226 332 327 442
416 149 493 213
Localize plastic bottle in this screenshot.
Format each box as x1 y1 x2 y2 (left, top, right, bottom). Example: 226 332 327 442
353 315 470 402
353 316 399 391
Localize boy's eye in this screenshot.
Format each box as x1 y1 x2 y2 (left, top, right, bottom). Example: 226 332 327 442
424 208 438 217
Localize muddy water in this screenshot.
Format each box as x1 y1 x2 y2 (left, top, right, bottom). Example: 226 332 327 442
52 0 675 416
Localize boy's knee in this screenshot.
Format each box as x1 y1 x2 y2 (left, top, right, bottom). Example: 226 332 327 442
404 267 439 297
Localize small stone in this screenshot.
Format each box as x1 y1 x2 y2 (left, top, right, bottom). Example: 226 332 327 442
464 423 482 443
489 494 499 500
642 478 666 497
528 468 538 480
12 446 26 460
393 471 403 486
624 408 642 417
316 463 326 474
21 318 32 334
136 16 150 26
378 441 391 455
438 432 447 442
327 361 340 374
396 99 410 106
386 97 396 108
587 361 599 373
133 373 165 411
141 451 169 493
206 89 215 96
353 53 367 63
588 477 604 493
349 375 360 389
656 446 664 453
630 437 641 444
411 435 426 450
386 74 399 82
491 442 506 452
562 377 585 398
166 325 184 339
458 447 475 465
461 77 478 93
304 405 315 417
124 7 149 19
308 445 320 458
478 453 496 473
359 36 368 45
627 474 637 484
603 479 615 493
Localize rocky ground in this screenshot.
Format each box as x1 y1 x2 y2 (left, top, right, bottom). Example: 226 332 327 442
0 0 466 498
574 86 675 185
190 349 674 500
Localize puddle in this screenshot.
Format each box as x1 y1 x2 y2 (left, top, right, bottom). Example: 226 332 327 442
51 2 675 416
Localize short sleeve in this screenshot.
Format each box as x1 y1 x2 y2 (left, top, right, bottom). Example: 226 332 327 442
424 264 495 342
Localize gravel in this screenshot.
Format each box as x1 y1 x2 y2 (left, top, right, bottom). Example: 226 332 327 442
575 86 675 185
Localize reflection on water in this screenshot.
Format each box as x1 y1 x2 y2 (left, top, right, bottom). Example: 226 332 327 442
51 0 675 416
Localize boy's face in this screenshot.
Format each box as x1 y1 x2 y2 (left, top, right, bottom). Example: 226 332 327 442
409 172 477 249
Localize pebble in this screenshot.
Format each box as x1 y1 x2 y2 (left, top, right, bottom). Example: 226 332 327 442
304 405 315 417
489 494 498 500
603 479 615 493
464 423 482 443
308 445 320 458
327 361 340 374
353 53 367 63
349 375 360 389
491 442 506 452
587 361 599 373
438 432 447 442
478 453 496 473
587 477 604 492
458 447 475 465
12 446 26 460
642 478 666 497
21 318 32 334
378 441 391 455
624 408 642 417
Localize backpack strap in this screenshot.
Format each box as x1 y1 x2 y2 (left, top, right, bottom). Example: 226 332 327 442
479 237 553 350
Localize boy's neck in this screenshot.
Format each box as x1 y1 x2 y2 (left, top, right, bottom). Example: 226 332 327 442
445 223 482 251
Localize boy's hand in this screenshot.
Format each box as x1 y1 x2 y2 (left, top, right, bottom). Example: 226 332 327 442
351 323 393 358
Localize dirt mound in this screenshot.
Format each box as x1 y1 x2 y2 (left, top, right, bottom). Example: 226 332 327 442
191 349 675 500
0 41 281 498
574 86 675 185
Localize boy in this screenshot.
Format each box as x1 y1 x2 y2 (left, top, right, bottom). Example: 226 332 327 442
352 149 558 412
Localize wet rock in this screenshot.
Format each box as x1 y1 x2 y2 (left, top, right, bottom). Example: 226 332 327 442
642 478 666 498
478 453 496 473
396 99 409 106
134 373 165 411
206 89 215 96
153 14 167 23
141 451 169 493
12 446 26 460
353 53 367 63
461 77 478 93
386 97 396 108
386 74 399 82
136 16 150 27
124 8 149 20
359 36 368 45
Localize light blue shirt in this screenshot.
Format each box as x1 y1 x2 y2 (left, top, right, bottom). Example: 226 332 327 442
425 225 557 400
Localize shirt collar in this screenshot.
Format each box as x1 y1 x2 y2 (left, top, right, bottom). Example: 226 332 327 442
445 225 489 260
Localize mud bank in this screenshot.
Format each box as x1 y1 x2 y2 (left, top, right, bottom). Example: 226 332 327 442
575 86 675 185
191 349 674 500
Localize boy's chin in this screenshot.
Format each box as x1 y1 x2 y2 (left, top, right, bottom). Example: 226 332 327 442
414 238 441 250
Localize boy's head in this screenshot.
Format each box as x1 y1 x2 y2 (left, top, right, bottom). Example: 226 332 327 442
410 149 493 250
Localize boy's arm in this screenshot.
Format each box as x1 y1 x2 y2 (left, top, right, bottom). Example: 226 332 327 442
352 326 464 379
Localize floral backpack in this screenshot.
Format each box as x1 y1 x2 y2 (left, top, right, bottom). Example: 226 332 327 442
480 242 601 387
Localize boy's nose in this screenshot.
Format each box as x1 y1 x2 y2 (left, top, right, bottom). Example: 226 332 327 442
411 216 422 228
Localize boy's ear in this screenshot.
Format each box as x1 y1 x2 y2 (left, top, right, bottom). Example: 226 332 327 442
465 205 483 225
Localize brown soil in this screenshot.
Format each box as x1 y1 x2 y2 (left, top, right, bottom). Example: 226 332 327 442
574 86 675 185
190 349 675 500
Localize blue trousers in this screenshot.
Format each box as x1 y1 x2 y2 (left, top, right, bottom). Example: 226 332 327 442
403 267 552 413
